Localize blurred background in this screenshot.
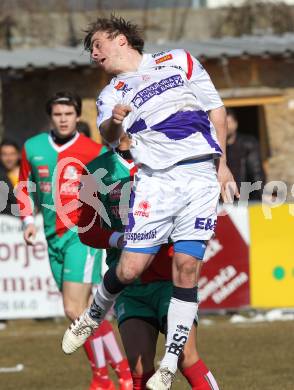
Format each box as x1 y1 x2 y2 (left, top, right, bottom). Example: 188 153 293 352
0 1 294 389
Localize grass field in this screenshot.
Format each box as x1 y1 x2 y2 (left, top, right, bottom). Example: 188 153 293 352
0 316 293 390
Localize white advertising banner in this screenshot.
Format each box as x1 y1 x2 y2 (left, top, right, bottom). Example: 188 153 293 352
0 214 64 319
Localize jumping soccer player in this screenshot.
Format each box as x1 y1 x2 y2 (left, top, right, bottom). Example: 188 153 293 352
62 16 238 389
77 133 220 390
17 91 131 390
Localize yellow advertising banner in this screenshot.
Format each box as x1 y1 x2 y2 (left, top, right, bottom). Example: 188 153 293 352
249 204 294 307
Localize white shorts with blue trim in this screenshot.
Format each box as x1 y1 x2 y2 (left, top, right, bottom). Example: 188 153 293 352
124 158 220 249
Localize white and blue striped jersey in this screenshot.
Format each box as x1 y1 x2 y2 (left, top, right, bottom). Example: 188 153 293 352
97 49 223 169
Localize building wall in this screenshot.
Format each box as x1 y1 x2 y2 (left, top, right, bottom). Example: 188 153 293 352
2 67 107 146
263 89 294 191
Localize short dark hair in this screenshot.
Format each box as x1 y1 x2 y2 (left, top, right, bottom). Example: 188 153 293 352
226 107 238 121
84 15 144 54
0 139 20 152
46 91 82 116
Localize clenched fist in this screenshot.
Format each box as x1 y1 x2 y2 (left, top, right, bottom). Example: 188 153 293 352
112 104 132 125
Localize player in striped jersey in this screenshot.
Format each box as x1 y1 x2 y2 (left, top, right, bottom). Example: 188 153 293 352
17 91 131 390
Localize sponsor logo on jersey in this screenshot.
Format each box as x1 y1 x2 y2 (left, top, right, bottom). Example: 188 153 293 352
134 200 151 218
125 228 157 241
63 165 78 180
115 81 125 90
194 217 217 231
114 81 133 97
132 74 184 108
39 181 51 193
37 165 49 178
152 51 167 58
60 182 79 195
155 53 173 64
33 156 44 161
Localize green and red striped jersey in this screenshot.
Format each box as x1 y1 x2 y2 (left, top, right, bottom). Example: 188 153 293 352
18 131 106 239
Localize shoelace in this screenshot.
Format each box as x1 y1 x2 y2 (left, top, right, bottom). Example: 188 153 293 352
70 317 95 336
160 368 175 386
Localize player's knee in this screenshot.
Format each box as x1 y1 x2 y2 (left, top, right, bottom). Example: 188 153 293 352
178 259 198 277
117 264 140 284
64 304 84 321
128 353 154 374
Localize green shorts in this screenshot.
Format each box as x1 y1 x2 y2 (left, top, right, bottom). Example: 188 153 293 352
114 281 173 333
47 230 103 291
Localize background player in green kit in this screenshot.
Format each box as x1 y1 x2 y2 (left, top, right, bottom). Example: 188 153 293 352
17 91 131 390
77 134 220 390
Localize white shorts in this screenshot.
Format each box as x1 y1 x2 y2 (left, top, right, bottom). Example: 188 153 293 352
124 159 220 248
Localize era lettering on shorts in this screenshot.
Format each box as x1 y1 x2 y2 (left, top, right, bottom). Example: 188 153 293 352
194 217 217 231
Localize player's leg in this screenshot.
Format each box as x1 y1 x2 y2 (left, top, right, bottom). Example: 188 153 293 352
158 250 202 373
115 285 161 389
147 161 220 389
62 250 155 354
62 235 115 389
62 167 169 354
88 250 155 324
99 319 132 390
62 281 92 320
84 328 116 390
119 319 158 390
180 325 220 390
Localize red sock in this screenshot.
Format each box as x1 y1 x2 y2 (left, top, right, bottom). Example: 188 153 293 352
99 319 114 335
182 359 219 390
132 370 155 390
92 366 113 388
83 332 113 388
112 358 132 381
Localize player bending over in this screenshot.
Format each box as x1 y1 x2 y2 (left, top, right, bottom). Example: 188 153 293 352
17 91 131 390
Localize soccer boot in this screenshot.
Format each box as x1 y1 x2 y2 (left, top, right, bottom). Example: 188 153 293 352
62 310 99 354
146 367 176 390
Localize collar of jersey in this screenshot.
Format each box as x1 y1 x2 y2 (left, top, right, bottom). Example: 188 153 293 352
48 131 80 152
116 53 150 77
115 152 135 170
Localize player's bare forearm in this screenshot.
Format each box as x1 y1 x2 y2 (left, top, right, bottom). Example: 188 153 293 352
208 105 227 163
100 118 124 144
100 104 132 144
209 106 240 200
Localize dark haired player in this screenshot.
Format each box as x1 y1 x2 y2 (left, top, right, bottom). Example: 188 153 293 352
17 91 131 390
63 16 237 389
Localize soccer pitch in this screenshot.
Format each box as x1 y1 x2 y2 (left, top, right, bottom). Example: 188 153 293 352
0 316 293 389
